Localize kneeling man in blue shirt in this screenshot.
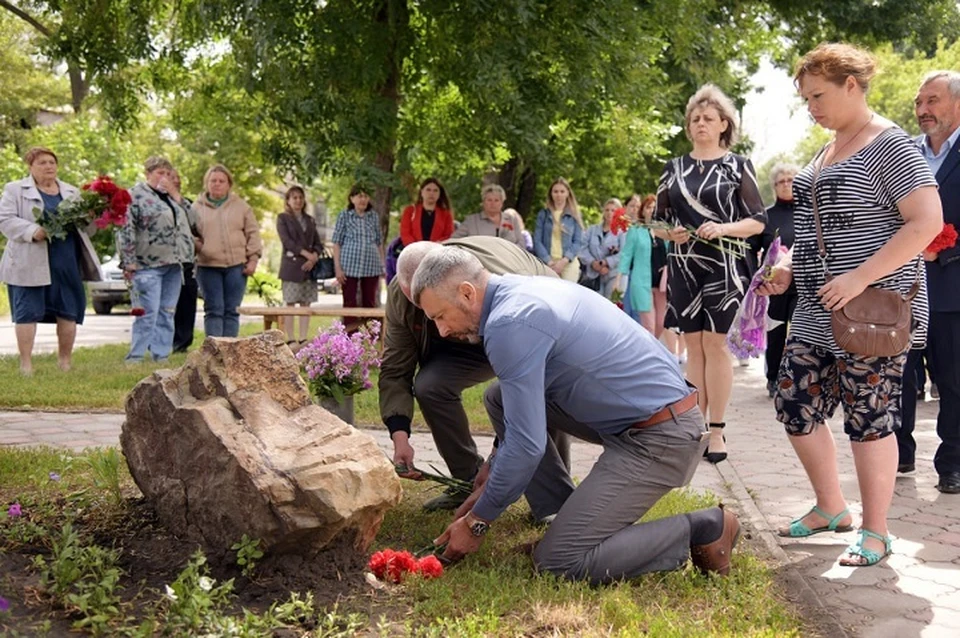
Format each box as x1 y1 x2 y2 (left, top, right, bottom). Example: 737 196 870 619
412 246 742 582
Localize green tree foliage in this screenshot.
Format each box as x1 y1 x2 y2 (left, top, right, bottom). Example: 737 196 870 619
0 0 171 126
869 41 960 134
765 0 960 58
0 12 70 145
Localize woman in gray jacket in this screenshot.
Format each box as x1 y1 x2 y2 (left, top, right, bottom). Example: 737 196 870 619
579 198 626 298
0 146 101 375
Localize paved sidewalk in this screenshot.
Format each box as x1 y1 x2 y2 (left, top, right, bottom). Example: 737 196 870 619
2 359 959 637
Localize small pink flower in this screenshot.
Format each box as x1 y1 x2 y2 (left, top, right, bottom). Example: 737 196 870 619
0 595 10 613
7 503 22 518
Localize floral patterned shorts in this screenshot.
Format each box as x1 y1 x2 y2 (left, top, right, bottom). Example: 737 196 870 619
774 337 906 442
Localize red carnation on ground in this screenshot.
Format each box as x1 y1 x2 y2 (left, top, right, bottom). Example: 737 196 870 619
416 555 444 578
927 223 958 254
368 549 444 583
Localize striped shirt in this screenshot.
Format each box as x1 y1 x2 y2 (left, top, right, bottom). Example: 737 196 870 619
332 208 383 278
790 127 937 354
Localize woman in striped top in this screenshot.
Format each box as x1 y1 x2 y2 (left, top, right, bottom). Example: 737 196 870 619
760 43 942 567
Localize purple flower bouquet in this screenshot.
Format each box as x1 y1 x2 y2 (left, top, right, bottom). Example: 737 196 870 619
296 320 382 404
727 237 786 359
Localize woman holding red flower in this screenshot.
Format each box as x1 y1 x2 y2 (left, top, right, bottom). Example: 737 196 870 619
0 146 102 374
451 184 526 248
579 198 626 298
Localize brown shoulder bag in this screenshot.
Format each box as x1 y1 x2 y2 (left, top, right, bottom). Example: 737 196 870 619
811 152 918 358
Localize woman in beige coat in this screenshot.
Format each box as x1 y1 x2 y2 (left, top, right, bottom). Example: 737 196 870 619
0 147 101 375
191 164 262 337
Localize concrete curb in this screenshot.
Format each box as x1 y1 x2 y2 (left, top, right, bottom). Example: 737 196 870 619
714 458 852 638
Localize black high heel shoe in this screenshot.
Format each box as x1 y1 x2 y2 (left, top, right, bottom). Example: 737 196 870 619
704 423 727 464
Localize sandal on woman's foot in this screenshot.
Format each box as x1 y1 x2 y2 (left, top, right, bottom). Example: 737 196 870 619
778 505 854 538
839 529 892 567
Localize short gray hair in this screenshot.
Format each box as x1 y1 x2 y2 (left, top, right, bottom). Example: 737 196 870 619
481 184 506 200
770 163 800 187
396 241 441 289
411 247 485 307
144 156 174 174
921 70 960 99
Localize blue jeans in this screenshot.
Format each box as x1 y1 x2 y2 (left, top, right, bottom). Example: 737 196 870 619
127 264 182 362
197 265 246 337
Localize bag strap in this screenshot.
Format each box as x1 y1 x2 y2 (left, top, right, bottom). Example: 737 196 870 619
811 145 920 299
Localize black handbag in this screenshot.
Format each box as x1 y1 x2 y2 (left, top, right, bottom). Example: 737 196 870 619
311 247 335 281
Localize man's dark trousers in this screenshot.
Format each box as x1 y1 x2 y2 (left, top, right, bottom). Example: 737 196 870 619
929 311 960 476
173 263 198 353
896 348 924 467
413 341 572 482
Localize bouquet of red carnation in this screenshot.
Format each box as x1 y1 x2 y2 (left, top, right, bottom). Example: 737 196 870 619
610 208 631 235
34 175 131 241
368 549 444 583
927 223 958 254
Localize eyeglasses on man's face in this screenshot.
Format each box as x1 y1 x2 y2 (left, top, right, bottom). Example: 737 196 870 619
775 177 795 186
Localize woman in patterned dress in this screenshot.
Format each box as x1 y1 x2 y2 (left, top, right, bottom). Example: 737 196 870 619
655 84 766 464
332 184 384 330
759 44 942 567
277 185 324 343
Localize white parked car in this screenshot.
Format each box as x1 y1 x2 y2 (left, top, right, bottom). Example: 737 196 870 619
87 256 129 315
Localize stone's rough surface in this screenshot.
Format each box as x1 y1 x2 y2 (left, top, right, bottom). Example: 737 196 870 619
120 330 400 554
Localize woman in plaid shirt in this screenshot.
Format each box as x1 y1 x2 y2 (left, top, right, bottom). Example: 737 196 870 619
332 184 385 330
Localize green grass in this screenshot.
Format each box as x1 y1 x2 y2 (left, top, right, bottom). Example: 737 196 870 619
372 483 806 637
1 447 808 637
0 324 496 433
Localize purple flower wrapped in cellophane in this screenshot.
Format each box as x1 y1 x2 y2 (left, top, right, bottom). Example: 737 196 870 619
296 320 381 404
727 237 786 359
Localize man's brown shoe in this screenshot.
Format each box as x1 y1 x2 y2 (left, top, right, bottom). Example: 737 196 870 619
690 505 741 576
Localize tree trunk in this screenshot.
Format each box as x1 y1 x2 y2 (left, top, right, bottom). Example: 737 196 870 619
516 165 538 221
498 158 520 208
373 151 394 245
68 63 89 113
371 0 408 245
497 157 538 222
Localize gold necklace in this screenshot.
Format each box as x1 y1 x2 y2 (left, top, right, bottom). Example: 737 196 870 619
827 113 874 165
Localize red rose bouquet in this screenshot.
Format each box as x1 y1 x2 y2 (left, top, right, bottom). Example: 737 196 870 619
34 176 131 241
926 223 958 254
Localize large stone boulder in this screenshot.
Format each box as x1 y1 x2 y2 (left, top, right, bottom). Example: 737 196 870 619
120 330 401 555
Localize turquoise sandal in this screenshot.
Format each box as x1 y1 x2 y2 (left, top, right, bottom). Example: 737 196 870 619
778 506 854 538
839 529 892 567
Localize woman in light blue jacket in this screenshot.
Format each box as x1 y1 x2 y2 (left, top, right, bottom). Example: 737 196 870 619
579 198 626 298
532 178 584 281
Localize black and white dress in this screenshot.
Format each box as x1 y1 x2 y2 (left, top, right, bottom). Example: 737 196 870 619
655 153 766 333
790 127 937 354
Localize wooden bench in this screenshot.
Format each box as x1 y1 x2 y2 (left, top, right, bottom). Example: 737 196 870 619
238 305 386 332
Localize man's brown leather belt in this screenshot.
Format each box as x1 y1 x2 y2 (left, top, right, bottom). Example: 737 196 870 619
631 391 699 429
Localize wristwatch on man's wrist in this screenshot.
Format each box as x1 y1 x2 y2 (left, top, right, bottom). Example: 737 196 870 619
464 511 490 537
